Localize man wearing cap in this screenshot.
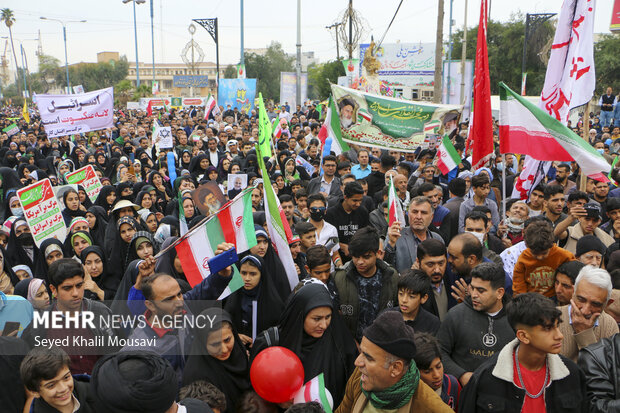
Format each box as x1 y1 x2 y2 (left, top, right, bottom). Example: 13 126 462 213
575 235 607 268
336 311 453 413
555 202 614 255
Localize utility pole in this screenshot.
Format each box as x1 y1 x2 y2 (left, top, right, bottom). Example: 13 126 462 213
240 0 245 65
445 0 454 104
326 22 342 60
348 0 353 59
150 0 155 85
296 0 302 107
433 0 444 103
460 0 468 103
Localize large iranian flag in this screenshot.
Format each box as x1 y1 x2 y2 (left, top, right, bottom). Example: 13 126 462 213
317 96 350 156
436 135 461 175
204 93 217 120
175 188 256 297
499 82 609 181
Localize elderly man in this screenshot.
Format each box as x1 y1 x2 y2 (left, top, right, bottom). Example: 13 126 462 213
336 311 453 413
558 265 619 362
384 196 444 273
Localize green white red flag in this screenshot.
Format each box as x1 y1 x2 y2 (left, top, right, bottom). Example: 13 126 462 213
204 93 217 120
175 188 256 296
499 82 609 181
256 143 298 291
292 374 333 413
387 177 406 228
436 135 461 175
317 96 350 156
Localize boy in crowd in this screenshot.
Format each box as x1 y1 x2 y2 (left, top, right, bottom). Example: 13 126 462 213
414 332 460 412
459 293 587 413
20 346 95 413
513 220 575 297
393 269 441 335
295 221 317 254
304 245 339 304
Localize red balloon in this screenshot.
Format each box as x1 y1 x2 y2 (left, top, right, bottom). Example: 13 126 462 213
250 346 305 403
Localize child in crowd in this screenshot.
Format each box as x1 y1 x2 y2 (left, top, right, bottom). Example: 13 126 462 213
394 269 441 335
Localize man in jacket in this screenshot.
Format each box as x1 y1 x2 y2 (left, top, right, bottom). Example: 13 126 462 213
578 334 620 412
459 293 587 413
334 226 398 342
336 311 453 413
307 155 342 207
436 262 514 387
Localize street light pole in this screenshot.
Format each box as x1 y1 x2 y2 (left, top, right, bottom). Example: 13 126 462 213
39 17 86 93
150 0 155 86
123 0 146 87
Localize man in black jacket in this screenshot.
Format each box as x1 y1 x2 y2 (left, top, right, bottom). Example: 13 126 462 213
579 334 620 413
459 293 587 413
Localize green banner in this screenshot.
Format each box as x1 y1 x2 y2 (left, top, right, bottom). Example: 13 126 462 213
330 84 461 152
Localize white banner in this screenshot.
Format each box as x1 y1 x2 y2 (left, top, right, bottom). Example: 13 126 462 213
36 87 114 138
155 126 173 149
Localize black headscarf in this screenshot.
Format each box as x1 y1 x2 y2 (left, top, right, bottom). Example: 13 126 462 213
38 238 65 277
0 246 19 293
87 205 109 248
80 245 119 300
91 351 178 413
188 153 209 180
223 255 284 340
77 184 93 209
94 185 117 215
124 231 157 270
61 188 86 226
253 282 357 406
116 181 136 203
182 308 250 413
5 218 44 278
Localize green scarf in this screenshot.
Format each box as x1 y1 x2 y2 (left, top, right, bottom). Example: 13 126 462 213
361 361 420 410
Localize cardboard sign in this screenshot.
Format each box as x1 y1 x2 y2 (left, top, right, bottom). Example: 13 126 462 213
64 165 103 202
155 126 173 149
17 179 66 248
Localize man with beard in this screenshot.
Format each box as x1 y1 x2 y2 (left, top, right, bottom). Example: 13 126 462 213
436 262 514 387
415 239 458 321
542 184 568 228
338 98 357 129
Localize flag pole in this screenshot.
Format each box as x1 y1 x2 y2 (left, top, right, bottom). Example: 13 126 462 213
579 102 590 191
501 153 506 219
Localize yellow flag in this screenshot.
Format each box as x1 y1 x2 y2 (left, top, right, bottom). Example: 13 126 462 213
22 100 30 124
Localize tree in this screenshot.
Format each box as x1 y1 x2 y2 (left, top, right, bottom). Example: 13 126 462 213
115 79 133 106
1 8 21 97
245 42 294 101
132 83 152 100
594 34 620 95
31 54 61 93
224 64 237 79
451 14 554 96
308 60 345 100
55 56 129 92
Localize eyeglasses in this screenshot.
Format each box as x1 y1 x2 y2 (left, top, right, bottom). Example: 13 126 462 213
310 207 326 213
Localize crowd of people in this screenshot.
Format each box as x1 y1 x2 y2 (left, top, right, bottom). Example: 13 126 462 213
0 89 619 413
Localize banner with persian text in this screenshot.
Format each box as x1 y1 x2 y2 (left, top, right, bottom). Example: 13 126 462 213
17 179 66 248
35 87 114 138
330 84 461 152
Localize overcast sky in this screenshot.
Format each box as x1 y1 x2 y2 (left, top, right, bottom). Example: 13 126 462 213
2 0 615 74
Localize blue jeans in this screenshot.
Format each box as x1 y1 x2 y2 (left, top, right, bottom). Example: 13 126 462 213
600 110 613 127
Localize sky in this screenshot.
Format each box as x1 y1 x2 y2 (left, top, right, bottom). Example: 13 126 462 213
1 0 615 74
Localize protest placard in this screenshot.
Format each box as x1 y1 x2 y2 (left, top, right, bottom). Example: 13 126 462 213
35 87 114 138
64 165 103 202
17 179 66 248
155 126 173 149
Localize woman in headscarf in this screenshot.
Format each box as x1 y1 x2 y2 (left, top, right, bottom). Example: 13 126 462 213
147 170 172 213
188 153 210 181
39 238 65 278
0 247 19 294
77 185 93 209
0 166 22 220
69 230 93 260
242 226 292 302
217 158 231 182
85 205 108 248
5 193 23 219
80 245 118 301
5 218 44 277
182 308 250 413
94 185 117 215
61 188 87 226
252 281 357 406
180 149 192 171
13 278 49 311
124 231 157 270
56 159 74 184
181 193 198 222
205 166 219 183
223 254 284 348
116 181 135 203
282 156 310 184
115 216 138 273
135 190 156 213
11 265 33 282
138 209 159 234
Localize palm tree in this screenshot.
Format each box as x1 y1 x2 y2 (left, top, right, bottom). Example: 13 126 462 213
1 8 21 96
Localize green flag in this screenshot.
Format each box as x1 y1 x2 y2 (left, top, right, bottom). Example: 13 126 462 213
257 93 273 158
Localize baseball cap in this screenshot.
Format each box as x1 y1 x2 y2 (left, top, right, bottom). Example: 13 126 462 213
583 203 601 220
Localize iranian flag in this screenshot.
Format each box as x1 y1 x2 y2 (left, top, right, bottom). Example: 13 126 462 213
317 96 351 156
175 188 257 297
292 374 333 413
204 93 217 120
424 120 441 134
256 143 298 291
499 82 609 181
387 177 406 228
436 135 461 174
273 118 288 139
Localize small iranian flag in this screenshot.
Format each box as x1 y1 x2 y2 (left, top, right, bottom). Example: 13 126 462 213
256 143 298 291
387 177 406 228
175 188 256 297
2 123 18 137
292 374 333 413
499 82 610 181
273 118 288 139
204 93 217 120
436 135 461 175
317 96 351 156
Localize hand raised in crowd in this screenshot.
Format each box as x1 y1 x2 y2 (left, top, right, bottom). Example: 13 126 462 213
570 298 600 334
387 221 402 247
451 278 469 303
83 267 104 300
568 204 587 220
134 256 157 289
214 242 235 277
